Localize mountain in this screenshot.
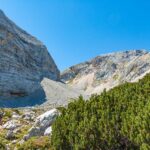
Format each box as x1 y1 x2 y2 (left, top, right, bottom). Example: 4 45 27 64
0 10 60 101
61 50 150 96
0 10 82 108
1 9 150 108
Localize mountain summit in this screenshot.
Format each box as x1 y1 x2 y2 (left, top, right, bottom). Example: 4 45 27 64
0 10 60 99
61 50 150 96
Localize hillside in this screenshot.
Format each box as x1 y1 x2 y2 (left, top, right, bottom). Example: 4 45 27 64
61 50 150 96
0 73 149 149
52 73 150 150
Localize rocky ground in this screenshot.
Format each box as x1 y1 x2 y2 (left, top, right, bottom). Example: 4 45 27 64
0 9 150 150
0 107 59 150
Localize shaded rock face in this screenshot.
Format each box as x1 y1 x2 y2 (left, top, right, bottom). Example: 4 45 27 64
61 50 150 96
0 10 60 98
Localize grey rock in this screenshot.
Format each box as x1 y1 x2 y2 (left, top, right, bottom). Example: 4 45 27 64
2 120 21 130
24 108 58 140
6 130 15 140
0 10 60 99
41 78 85 107
61 50 150 95
11 140 18 144
6 127 21 140
44 126 52 136
22 111 35 121
12 112 21 119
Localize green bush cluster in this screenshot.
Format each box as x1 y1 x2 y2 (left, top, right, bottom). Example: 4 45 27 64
17 136 52 150
51 74 150 150
0 137 7 150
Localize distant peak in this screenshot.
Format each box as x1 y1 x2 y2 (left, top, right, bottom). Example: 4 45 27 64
124 49 148 54
100 49 148 57
0 9 8 22
0 9 5 16
0 9 3 13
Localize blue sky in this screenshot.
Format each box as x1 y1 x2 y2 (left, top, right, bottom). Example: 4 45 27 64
0 0 150 70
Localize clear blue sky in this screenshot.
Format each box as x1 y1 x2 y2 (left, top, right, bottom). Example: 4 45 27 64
0 0 150 70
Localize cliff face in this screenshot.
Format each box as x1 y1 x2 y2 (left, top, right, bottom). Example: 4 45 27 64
0 10 60 98
61 50 150 96
1 9 150 107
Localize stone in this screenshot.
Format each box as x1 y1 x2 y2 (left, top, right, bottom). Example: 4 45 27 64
23 108 59 140
12 112 21 119
22 111 35 121
6 130 15 140
0 10 60 101
2 120 21 130
44 126 52 136
11 140 18 144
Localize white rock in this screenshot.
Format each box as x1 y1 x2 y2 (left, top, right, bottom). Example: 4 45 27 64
44 126 52 136
11 140 18 144
12 112 21 119
6 130 15 139
2 120 21 130
36 108 58 123
23 109 58 141
18 139 25 145
22 111 35 121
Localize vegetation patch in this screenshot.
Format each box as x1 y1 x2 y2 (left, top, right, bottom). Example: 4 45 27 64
17 136 52 150
51 74 150 150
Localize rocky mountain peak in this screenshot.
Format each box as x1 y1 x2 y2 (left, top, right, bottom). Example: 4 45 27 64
61 49 150 96
0 10 60 102
0 9 4 15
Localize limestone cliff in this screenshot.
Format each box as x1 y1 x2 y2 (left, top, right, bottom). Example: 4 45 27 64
0 10 60 98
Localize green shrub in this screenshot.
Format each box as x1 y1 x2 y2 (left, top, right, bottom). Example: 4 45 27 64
51 74 150 150
0 137 7 150
17 136 52 150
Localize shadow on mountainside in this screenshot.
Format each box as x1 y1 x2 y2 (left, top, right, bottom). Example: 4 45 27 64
0 88 46 108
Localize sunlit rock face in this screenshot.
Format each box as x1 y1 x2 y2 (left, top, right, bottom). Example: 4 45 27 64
61 50 150 96
0 10 60 99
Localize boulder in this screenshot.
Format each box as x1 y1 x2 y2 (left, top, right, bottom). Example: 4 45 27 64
2 120 21 130
6 130 15 140
22 111 35 121
23 108 58 140
44 126 52 136
12 112 21 119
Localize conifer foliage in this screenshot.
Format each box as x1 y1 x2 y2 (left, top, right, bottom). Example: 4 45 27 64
52 74 150 150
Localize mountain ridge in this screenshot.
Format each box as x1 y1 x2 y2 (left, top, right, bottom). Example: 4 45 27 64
1 9 150 108
61 49 150 96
